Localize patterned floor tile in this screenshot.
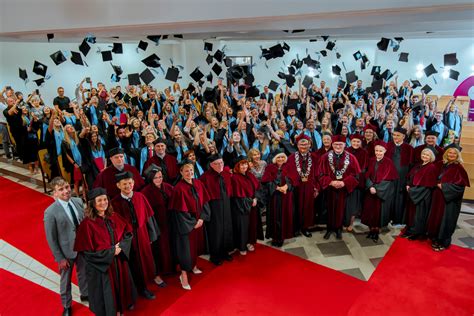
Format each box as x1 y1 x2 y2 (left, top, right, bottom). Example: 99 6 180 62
339 268 366 281
353 233 385 247
464 219 474 226
458 236 474 248
317 241 351 257
369 257 384 268
284 247 308 259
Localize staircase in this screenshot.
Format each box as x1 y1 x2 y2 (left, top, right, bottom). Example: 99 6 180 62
461 121 474 201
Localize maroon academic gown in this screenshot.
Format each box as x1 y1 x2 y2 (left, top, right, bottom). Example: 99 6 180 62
361 157 398 228
426 163 470 240
93 164 145 199
111 192 155 291
363 140 376 158
74 213 136 314
261 163 294 241
142 154 179 184
141 182 175 275
286 152 319 232
318 150 360 230
169 179 211 271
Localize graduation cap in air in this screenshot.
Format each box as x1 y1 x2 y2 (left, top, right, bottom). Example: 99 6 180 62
320 50 327 57
361 55 369 64
321 36 329 41
269 44 285 59
128 73 140 86
345 70 358 83
444 53 458 66
380 69 394 81
302 75 313 88
246 86 260 98
423 64 437 77
50 51 67 65
190 68 204 82
326 41 335 51
71 51 85 66
449 69 460 81
111 64 123 77
206 54 214 65
32 61 48 77
302 55 318 68
332 65 342 76
79 40 91 56
421 84 432 94
412 101 424 115
147 35 161 44
34 78 45 86
309 39 318 42
238 85 245 94
165 67 179 82
224 57 232 67
162 35 169 40
337 79 346 89
336 52 341 59
244 73 255 86
101 50 113 62
47 33 54 42
371 66 381 76
268 80 279 92
285 74 296 88
212 63 222 75
19 68 28 81
399 52 409 62
142 53 161 68
377 37 390 51
174 34 183 39
353 51 362 61
140 68 155 85
288 66 296 75
371 78 384 92
277 72 286 80
291 58 303 70
138 40 148 51
203 88 218 102
204 42 213 51
214 50 224 63
85 35 96 44
261 48 272 60
207 72 213 83
112 43 123 54
282 42 290 52
411 79 422 89
394 37 404 42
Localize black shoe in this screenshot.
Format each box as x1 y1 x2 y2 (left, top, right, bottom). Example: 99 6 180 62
277 241 284 247
271 240 279 246
80 295 88 302
366 232 373 239
302 230 312 238
128 304 135 311
400 233 412 239
336 229 342 240
407 234 419 241
141 289 156 300
372 233 379 243
323 230 331 240
62 307 72 316
210 258 223 266
223 254 233 261
294 231 301 237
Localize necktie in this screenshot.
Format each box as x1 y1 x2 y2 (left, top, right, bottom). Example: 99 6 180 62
148 147 153 159
67 202 79 228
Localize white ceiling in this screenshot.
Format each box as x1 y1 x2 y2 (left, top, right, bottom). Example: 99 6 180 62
0 0 473 42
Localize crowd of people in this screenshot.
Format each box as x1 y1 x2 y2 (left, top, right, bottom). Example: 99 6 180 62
1 76 470 316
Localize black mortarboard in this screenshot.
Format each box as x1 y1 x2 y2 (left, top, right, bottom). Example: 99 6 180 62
309 39 318 42
332 65 341 76
70 51 84 65
87 187 107 201
112 43 123 54
212 63 222 75
165 67 179 82
244 73 255 85
444 143 462 151
268 80 279 92
302 55 318 68
208 154 223 164
346 70 358 83
288 66 296 75
138 40 148 51
79 40 91 56
380 69 394 81
261 48 272 60
47 33 54 42
101 50 112 62
371 78 384 92
336 52 341 59
394 126 407 135
398 52 409 62
361 55 369 64
50 51 67 65
140 68 155 85
269 44 285 59
423 64 437 77
302 75 313 88
143 164 162 182
227 65 245 82
337 80 346 89
320 50 327 57
207 72 213 83
190 68 204 82
287 99 298 109
203 87 218 102
128 73 140 86
109 147 124 157
377 37 390 51
19 68 28 81
153 138 166 145
115 171 133 183
206 54 213 65
147 35 161 44
33 61 48 77
285 74 296 87
444 53 458 66
277 72 286 80
34 78 45 86
204 42 213 51
394 37 404 42
238 85 245 94
246 86 260 98
162 35 169 40
392 44 400 53
449 69 460 81
224 57 232 67
425 130 439 137
282 42 290 51
411 79 422 89
412 101 424 114
112 64 123 77
174 34 183 39
141 53 161 68
214 50 224 62
333 102 344 112
291 58 303 70
322 36 329 41
371 66 381 75
326 41 335 50
421 84 432 94
353 51 362 60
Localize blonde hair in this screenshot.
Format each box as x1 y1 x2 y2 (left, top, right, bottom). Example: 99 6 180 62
63 124 79 144
247 148 261 163
421 148 436 163
443 148 463 164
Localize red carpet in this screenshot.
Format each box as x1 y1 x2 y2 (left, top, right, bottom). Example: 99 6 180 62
0 268 91 316
348 238 474 316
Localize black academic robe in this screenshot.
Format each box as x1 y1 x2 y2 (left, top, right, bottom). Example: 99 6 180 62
427 163 470 247
141 182 175 275
143 154 179 185
345 147 369 225
386 142 413 224
111 192 158 292
93 164 145 199
361 157 398 228
74 214 137 316
405 163 438 236
169 179 211 271
199 167 234 262
261 163 294 242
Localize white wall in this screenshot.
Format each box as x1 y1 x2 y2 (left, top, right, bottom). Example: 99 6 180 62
1 38 473 104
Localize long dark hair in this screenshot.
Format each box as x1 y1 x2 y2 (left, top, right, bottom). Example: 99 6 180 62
86 196 114 220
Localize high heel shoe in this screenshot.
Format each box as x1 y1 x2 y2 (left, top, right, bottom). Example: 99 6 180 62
179 275 191 290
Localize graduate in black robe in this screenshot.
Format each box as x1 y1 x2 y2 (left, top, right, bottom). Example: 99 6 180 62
74 188 137 316
142 138 179 185
401 148 438 240
427 147 470 251
111 171 159 300
361 141 398 242
169 160 211 290
199 154 234 266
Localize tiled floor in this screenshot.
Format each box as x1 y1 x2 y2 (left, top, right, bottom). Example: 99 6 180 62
1 158 473 288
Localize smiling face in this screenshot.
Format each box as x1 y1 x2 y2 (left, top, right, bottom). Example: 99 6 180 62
375 145 386 160
425 135 437 146
154 143 167 156
393 131 405 144
53 182 71 202
210 158 224 173
275 154 287 166
238 161 249 174
332 142 345 154
180 164 194 182
94 195 109 213
446 148 458 163
297 139 310 154
116 178 134 195
351 138 362 149
110 154 125 170
152 171 163 188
